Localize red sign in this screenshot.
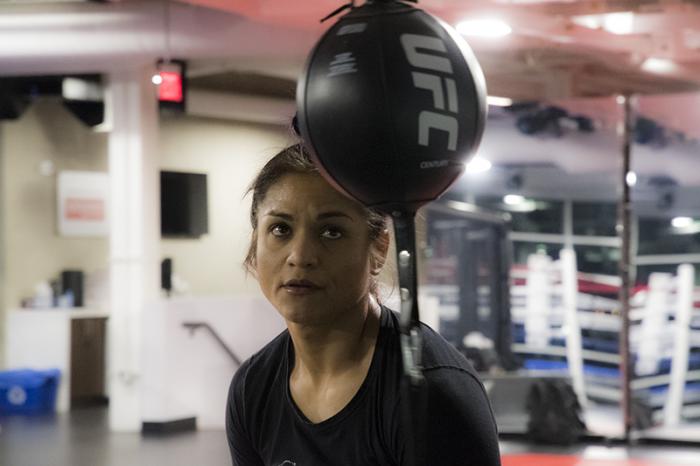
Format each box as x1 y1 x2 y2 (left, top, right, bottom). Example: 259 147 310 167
158 71 183 103
65 198 104 221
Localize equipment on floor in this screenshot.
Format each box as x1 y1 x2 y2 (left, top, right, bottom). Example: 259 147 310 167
482 373 586 443
525 378 586 445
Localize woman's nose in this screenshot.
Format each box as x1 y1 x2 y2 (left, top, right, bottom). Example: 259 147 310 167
286 232 319 268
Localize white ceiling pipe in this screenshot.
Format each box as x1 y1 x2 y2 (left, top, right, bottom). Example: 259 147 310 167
187 89 295 126
0 0 314 77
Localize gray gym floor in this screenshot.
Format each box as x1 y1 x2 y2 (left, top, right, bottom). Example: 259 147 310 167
0 408 230 466
2 407 700 466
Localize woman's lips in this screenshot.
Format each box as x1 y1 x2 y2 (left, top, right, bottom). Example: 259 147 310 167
282 284 320 295
281 279 321 295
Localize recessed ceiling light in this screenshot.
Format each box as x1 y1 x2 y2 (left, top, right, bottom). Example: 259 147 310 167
503 194 525 205
456 19 512 38
487 96 513 107
465 156 492 174
571 15 601 30
641 57 676 73
572 12 635 35
672 216 693 228
603 12 635 35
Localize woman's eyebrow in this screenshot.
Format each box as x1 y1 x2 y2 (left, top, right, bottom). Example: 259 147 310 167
263 210 354 221
317 211 354 221
264 210 293 220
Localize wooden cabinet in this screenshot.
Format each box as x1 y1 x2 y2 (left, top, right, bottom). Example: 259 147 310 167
6 309 109 412
70 317 107 406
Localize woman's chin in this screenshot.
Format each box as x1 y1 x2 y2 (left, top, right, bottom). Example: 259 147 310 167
276 304 332 327
271 293 369 328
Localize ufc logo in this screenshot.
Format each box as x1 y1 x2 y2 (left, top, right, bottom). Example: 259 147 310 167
400 33 458 151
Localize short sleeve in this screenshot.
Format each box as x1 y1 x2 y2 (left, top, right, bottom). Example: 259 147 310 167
423 367 501 465
391 368 501 466
226 368 264 466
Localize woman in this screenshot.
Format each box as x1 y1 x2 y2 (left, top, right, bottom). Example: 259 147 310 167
226 143 501 466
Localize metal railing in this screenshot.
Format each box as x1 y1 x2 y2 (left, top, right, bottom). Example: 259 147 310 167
182 321 242 366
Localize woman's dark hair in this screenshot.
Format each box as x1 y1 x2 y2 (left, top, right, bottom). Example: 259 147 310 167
244 143 389 297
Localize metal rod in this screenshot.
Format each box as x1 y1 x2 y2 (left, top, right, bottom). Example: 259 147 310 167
391 210 425 384
391 209 425 466
392 211 420 335
617 94 633 441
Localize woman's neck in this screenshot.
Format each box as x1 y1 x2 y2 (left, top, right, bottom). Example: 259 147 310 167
287 297 381 382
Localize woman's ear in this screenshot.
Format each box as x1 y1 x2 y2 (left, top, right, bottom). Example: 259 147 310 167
370 228 390 275
250 255 258 275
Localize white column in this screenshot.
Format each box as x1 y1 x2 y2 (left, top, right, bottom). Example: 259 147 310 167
524 252 551 348
107 67 160 432
635 273 671 376
560 248 587 409
664 264 695 426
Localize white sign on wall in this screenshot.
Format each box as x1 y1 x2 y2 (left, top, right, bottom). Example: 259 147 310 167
57 170 109 237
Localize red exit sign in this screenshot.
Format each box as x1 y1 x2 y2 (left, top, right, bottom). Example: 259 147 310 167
158 70 183 103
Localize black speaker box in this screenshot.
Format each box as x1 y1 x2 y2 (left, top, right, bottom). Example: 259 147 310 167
61 270 84 307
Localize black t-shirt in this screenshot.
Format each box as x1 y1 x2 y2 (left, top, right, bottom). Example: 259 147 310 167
226 306 501 466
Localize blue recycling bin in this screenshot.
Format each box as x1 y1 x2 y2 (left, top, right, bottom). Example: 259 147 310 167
0 369 61 416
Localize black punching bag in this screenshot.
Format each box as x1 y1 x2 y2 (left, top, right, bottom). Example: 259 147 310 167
296 0 487 214
296 3 487 464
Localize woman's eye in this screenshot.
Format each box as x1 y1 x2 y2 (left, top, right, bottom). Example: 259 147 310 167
321 227 343 240
270 224 290 237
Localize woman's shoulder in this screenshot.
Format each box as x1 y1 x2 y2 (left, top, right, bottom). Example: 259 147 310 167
230 329 290 397
419 323 477 372
380 305 484 387
378 307 499 464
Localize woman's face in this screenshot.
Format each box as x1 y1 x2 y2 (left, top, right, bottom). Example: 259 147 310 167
254 172 380 326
